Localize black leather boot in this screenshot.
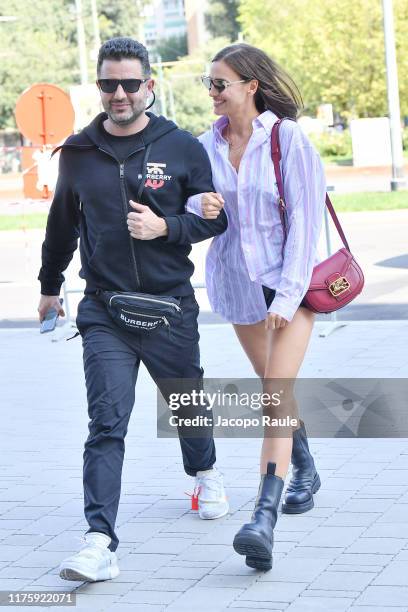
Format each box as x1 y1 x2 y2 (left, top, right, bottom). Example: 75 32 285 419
281 420 321 514
233 462 284 571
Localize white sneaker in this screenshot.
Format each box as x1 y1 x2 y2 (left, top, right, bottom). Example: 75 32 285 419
59 532 119 582
194 467 229 520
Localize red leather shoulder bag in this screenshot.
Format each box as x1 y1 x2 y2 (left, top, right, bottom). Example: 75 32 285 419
271 118 364 314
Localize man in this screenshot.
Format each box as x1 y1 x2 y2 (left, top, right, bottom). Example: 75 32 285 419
38 37 229 582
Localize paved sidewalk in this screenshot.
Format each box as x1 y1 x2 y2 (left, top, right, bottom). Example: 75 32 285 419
0 320 407 611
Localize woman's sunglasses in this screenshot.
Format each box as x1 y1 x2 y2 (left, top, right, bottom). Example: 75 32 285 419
201 76 249 93
97 78 149 93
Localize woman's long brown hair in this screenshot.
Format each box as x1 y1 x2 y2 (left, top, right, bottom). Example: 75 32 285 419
212 43 303 120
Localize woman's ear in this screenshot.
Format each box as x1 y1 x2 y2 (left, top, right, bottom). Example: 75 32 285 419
248 79 259 96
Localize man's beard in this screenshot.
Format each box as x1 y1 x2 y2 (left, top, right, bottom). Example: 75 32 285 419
104 100 146 126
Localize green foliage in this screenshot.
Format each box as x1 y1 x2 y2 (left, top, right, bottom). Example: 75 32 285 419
168 77 214 136
238 0 408 120
161 37 230 136
0 0 77 129
402 126 408 151
97 0 146 39
309 130 352 158
0 0 148 129
155 35 188 62
205 0 241 42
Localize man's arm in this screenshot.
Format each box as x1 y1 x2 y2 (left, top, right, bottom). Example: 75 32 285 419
38 152 80 298
163 137 228 245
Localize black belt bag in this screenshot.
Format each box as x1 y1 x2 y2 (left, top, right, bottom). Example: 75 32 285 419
97 290 182 333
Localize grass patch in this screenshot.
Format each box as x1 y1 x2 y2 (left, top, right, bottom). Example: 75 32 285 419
331 190 408 212
0 213 48 231
0 191 407 231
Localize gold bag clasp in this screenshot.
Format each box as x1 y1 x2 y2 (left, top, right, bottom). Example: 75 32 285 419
329 276 350 297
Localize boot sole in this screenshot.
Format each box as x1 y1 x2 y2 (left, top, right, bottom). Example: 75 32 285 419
281 473 321 514
246 555 272 571
233 531 272 561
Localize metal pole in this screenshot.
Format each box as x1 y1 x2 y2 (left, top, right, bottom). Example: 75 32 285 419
382 0 405 191
156 55 168 117
135 0 146 44
75 0 88 84
166 80 176 122
38 90 49 198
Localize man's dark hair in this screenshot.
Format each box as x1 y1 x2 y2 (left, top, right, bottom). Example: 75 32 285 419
97 37 151 77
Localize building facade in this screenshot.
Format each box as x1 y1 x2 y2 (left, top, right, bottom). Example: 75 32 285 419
143 0 208 55
143 0 187 50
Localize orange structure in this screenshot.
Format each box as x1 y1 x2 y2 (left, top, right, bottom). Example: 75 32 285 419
14 83 75 199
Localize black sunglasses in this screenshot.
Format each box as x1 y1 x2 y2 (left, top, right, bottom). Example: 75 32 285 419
97 78 149 93
201 75 249 93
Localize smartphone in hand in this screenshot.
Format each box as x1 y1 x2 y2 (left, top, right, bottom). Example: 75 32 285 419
40 298 64 334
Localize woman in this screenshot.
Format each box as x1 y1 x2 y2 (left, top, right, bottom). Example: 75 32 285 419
186 43 326 571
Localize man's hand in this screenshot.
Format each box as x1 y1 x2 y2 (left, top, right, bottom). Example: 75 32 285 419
38 295 65 322
265 312 288 330
127 201 168 240
201 192 225 219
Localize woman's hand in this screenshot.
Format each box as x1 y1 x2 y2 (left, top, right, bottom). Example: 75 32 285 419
265 312 289 330
202 192 225 219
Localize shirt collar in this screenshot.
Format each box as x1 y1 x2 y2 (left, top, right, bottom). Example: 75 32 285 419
212 110 280 143
212 115 229 142
253 110 280 133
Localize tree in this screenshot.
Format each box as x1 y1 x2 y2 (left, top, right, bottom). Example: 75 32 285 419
161 37 230 135
97 0 148 40
0 0 77 129
205 0 241 42
238 0 408 120
154 34 188 62
0 0 149 129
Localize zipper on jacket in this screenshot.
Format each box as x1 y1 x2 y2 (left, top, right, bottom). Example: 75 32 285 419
99 146 145 291
119 161 142 291
110 293 181 311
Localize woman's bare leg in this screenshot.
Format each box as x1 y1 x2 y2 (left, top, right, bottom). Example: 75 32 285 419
233 306 315 478
232 307 315 569
233 319 268 378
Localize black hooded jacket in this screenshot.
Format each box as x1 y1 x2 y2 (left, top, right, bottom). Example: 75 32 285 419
38 112 228 296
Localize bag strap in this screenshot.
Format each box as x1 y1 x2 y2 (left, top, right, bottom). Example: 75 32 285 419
271 118 351 253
